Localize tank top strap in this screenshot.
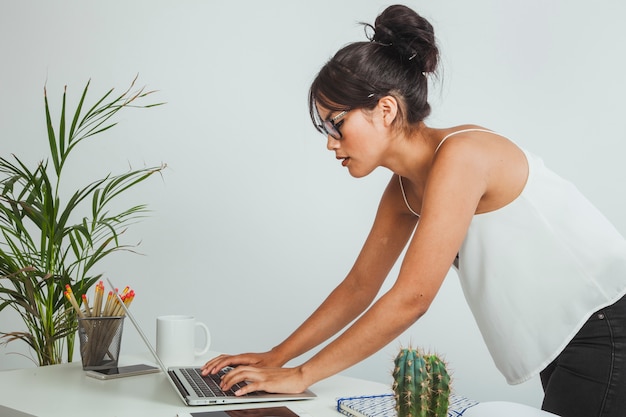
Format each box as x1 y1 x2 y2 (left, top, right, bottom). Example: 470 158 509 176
398 175 420 217
399 128 500 218
434 128 498 153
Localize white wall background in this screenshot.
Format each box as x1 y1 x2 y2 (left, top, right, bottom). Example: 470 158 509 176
1 0 625 408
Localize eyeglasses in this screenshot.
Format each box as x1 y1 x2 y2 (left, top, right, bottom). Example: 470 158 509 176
318 110 349 140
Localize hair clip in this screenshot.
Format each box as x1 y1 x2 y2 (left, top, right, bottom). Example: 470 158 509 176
372 40 392 47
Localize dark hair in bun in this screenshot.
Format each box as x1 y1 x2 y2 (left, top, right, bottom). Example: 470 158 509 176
368 5 438 74
309 4 439 132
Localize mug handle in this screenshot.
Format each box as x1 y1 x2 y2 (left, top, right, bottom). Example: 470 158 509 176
194 322 211 356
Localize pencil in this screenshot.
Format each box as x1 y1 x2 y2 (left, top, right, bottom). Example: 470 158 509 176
124 290 135 308
121 286 130 297
93 281 104 317
103 291 114 317
64 286 85 318
81 294 92 317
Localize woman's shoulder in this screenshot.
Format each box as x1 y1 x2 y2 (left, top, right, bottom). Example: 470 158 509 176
436 124 506 144
433 124 521 157
431 125 529 214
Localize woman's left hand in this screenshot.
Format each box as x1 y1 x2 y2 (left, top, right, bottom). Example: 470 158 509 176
220 365 309 396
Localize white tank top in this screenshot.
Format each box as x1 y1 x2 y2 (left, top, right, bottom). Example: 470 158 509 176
399 129 626 384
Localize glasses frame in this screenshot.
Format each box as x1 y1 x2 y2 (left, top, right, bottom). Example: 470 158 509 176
318 110 349 140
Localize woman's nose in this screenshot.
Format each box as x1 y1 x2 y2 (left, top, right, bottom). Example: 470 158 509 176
326 135 340 151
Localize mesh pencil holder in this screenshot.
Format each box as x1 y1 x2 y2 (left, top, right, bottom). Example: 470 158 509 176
77 316 124 370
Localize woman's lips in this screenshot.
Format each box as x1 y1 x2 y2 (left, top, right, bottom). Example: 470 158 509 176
338 156 350 167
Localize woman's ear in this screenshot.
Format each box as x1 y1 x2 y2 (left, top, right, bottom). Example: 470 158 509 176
377 95 399 127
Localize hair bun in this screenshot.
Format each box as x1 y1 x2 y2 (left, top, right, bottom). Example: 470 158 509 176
368 4 439 73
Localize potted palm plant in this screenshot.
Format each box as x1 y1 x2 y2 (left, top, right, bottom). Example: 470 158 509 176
0 77 165 366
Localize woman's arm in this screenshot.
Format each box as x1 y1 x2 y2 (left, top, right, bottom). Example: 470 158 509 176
215 137 490 394
268 176 421 363
293 143 486 384
201 176 418 373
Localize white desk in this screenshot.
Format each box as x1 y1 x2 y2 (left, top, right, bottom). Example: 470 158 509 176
0 355 559 417
0 356 391 417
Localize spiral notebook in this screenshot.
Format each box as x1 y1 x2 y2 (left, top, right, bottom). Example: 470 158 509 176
336 393 479 417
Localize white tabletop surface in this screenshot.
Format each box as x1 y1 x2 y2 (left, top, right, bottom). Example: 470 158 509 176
0 353 560 417
0 354 392 417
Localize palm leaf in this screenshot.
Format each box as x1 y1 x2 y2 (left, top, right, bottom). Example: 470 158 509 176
43 88 60 175
0 77 165 365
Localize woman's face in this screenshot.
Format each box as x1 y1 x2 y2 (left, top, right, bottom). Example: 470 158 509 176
318 105 388 178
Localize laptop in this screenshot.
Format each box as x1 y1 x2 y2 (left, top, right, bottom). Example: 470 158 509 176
106 278 316 406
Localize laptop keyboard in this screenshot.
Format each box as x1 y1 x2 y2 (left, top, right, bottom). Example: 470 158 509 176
180 367 259 398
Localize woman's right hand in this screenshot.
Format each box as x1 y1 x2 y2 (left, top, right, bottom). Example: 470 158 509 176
200 350 285 376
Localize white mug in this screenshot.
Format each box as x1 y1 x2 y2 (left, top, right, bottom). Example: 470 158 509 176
156 315 211 366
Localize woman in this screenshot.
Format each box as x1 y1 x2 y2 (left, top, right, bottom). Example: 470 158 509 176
202 5 626 416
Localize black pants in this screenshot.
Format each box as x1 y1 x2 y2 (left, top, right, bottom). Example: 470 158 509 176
540 294 626 417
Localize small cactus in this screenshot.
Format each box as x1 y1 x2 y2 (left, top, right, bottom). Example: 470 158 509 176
392 348 451 417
